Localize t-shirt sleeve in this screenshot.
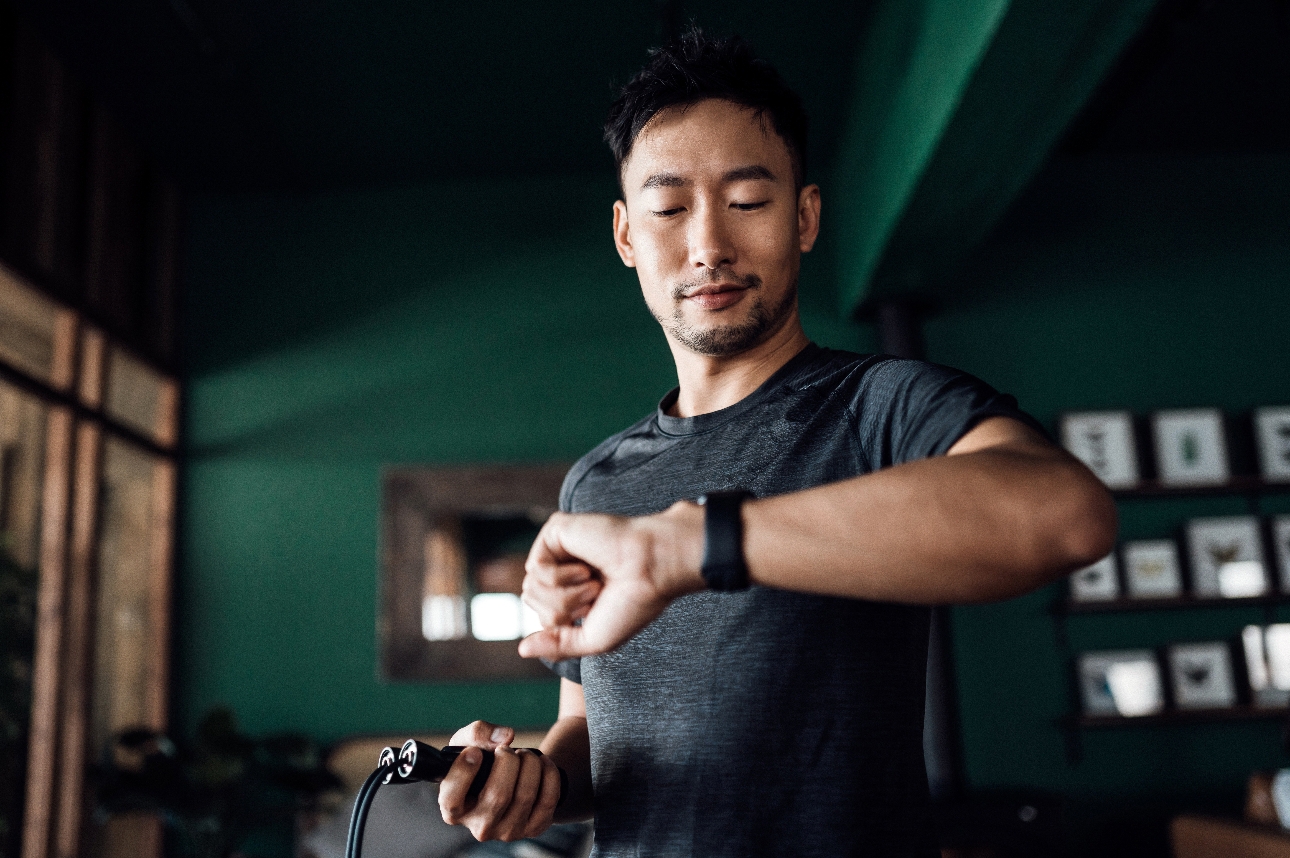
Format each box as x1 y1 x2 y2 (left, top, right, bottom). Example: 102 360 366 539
541 656 582 684
852 358 1047 472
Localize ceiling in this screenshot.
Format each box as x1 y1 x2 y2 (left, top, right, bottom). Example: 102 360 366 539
16 0 875 192
1059 0 1290 156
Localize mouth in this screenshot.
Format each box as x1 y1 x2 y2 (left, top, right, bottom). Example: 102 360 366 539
681 282 751 311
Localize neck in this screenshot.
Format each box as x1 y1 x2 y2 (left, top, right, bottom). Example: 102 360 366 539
665 318 811 418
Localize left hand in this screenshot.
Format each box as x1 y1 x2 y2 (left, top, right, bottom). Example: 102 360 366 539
518 503 704 660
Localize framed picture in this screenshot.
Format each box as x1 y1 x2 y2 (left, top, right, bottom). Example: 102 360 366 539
1167 641 1237 710
1242 625 1290 708
1273 515 1290 594
1078 650 1164 717
1267 624 1290 693
1122 539 1183 599
1059 411 1140 489
1069 554 1120 602
1185 516 1268 598
1152 408 1230 486
1254 406 1290 483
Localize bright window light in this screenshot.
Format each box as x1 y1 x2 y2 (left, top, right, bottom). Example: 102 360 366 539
422 595 468 641
522 603 543 637
471 593 524 641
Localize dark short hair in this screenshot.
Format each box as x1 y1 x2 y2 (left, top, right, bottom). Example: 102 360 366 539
604 29 809 190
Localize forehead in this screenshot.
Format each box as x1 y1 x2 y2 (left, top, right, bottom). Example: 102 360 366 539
623 99 793 188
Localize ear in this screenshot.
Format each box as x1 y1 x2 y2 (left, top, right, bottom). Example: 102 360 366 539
797 184 821 253
612 200 636 268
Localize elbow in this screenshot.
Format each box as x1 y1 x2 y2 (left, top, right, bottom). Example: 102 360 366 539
1054 469 1118 570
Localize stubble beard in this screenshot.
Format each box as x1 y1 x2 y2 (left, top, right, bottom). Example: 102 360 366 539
652 270 799 357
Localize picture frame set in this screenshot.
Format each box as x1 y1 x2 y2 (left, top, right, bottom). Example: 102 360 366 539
1068 514 1289 603
1059 405 1290 489
1080 623 1290 717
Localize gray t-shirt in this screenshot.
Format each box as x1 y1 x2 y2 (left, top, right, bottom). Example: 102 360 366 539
551 344 1040 858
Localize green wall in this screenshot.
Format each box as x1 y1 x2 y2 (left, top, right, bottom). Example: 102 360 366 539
928 153 1290 842
178 172 870 743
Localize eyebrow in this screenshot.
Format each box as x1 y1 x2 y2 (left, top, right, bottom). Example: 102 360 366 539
639 164 777 191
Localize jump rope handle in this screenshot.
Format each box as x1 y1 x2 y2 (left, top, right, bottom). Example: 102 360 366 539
397 739 569 805
348 742 568 858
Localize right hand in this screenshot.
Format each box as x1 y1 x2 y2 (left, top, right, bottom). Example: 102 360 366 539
437 720 563 842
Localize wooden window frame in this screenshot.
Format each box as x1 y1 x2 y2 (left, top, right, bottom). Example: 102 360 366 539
0 274 179 858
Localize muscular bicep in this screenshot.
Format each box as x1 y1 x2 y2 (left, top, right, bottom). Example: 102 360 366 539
557 678 586 719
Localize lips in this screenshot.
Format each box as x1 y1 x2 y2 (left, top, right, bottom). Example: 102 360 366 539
683 284 748 311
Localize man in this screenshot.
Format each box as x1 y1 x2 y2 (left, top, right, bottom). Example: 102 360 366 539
437 31 1116 857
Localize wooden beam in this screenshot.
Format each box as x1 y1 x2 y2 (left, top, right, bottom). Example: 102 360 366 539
52 329 105 858
833 0 1158 314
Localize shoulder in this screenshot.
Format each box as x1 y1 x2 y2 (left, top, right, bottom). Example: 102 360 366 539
559 412 659 513
786 348 953 402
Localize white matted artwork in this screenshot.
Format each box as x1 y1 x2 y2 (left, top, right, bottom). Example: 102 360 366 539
1069 554 1120 602
1078 650 1164 717
1255 406 1290 483
1243 625 1290 708
1152 408 1229 486
1167 641 1237 710
1273 515 1290 593
1267 625 1290 694
1059 411 1140 489
1186 516 1268 598
1122 539 1183 599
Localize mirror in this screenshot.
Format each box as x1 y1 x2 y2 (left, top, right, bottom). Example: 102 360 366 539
380 465 567 681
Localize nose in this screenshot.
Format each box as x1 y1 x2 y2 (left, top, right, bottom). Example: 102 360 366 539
688 201 735 271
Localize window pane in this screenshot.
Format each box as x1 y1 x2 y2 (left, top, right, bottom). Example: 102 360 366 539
0 266 59 384
0 379 43 858
104 347 173 445
0 379 48 568
91 437 168 757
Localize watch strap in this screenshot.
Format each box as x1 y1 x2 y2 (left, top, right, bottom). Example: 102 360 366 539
697 490 753 591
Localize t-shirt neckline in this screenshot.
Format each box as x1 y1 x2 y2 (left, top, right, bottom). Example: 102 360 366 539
655 342 824 437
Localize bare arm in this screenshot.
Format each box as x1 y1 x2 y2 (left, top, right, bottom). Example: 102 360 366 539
519 417 1116 660
541 679 594 822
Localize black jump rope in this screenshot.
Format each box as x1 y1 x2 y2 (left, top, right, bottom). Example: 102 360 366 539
345 739 568 858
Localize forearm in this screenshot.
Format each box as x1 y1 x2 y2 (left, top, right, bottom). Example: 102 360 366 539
647 441 1116 605
741 443 1116 603
540 716 593 822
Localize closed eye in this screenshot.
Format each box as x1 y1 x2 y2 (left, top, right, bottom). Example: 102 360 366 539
651 207 684 217
732 201 769 211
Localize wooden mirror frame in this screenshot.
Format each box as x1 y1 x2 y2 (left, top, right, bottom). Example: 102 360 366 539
379 465 569 682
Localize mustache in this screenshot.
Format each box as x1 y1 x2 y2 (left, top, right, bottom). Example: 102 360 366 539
670 269 762 300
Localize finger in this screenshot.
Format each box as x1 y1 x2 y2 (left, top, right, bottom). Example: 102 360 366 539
526 561 597 588
448 720 514 750
526 515 577 567
494 750 544 840
438 746 485 824
523 579 601 627
466 746 520 840
522 757 563 839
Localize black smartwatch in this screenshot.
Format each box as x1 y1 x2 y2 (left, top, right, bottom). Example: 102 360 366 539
696 490 753 591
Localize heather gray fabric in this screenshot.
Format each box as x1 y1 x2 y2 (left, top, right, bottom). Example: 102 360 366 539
550 345 1042 858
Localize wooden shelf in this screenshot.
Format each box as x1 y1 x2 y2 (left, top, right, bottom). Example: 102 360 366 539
1111 476 1290 499
1064 705 1289 729
1059 594 1290 614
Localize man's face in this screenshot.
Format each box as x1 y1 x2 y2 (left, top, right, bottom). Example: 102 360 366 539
612 99 820 357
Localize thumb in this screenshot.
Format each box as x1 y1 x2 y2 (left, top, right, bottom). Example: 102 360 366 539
450 720 514 750
518 627 585 661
